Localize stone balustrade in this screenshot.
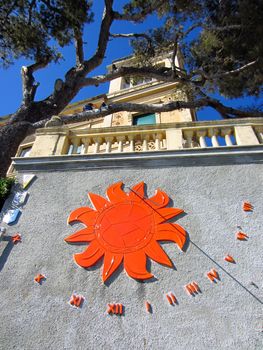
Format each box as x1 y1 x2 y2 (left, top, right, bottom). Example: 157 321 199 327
28 118 263 157
182 126 236 148
67 129 167 155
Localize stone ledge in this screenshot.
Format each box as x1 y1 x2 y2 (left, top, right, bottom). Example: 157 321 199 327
12 145 263 172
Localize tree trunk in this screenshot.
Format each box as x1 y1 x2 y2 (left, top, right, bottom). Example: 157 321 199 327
0 122 34 177
0 77 85 177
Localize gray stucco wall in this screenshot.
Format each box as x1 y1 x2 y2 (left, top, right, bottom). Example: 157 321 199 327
0 160 262 350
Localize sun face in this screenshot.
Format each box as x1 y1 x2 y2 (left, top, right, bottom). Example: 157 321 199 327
65 182 187 282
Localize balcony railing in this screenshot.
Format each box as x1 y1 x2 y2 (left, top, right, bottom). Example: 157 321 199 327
28 118 263 158
67 129 167 155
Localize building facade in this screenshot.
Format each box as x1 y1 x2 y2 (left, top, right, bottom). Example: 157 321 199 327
1 55 263 350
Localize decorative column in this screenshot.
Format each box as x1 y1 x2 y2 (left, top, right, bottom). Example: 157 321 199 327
154 133 163 151
221 128 233 146
117 136 126 153
208 128 219 147
71 137 80 154
105 136 114 153
93 137 102 154
128 135 135 152
183 130 194 148
142 134 150 152
81 137 90 154
197 130 207 148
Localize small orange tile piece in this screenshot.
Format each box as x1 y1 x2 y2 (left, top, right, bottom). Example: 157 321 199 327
207 272 215 283
243 202 253 212
34 274 45 284
224 255 235 263
236 231 249 240
185 282 201 296
145 301 151 313
189 284 197 294
170 293 177 304
166 294 173 305
210 269 219 279
192 282 200 292
185 285 193 295
166 292 177 305
12 234 21 244
107 304 115 314
70 294 83 307
207 269 220 283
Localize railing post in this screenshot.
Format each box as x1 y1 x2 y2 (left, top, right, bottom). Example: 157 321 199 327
81 137 90 154
197 130 207 148
154 133 162 150
71 137 80 154
128 135 135 152
105 136 114 153
183 130 194 148
30 132 60 156
234 126 260 145
142 134 150 151
117 135 126 152
166 129 183 150
208 128 219 147
93 137 102 153
221 128 233 146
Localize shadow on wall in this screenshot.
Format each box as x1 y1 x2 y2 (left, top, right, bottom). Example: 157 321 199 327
0 236 14 272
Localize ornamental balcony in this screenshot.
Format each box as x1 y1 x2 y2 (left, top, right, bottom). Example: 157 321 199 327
24 118 263 155
11 117 263 173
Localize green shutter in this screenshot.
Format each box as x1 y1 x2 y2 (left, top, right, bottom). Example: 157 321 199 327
133 113 156 125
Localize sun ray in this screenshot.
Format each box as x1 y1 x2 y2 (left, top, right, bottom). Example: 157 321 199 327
155 223 187 250
106 182 127 203
102 252 123 282
88 193 110 211
67 207 97 225
154 207 184 224
74 241 104 268
64 227 95 243
144 240 173 267
129 182 145 201
124 250 153 280
146 189 169 209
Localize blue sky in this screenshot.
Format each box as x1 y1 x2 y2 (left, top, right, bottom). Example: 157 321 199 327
0 1 260 120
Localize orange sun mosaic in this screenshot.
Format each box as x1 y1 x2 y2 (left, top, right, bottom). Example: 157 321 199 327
65 182 187 282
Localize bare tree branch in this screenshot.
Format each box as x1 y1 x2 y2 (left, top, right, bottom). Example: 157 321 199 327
21 57 51 106
39 0 115 114
80 66 179 87
214 59 258 78
110 32 152 42
74 28 84 66
82 0 114 73
32 97 263 130
191 59 259 84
